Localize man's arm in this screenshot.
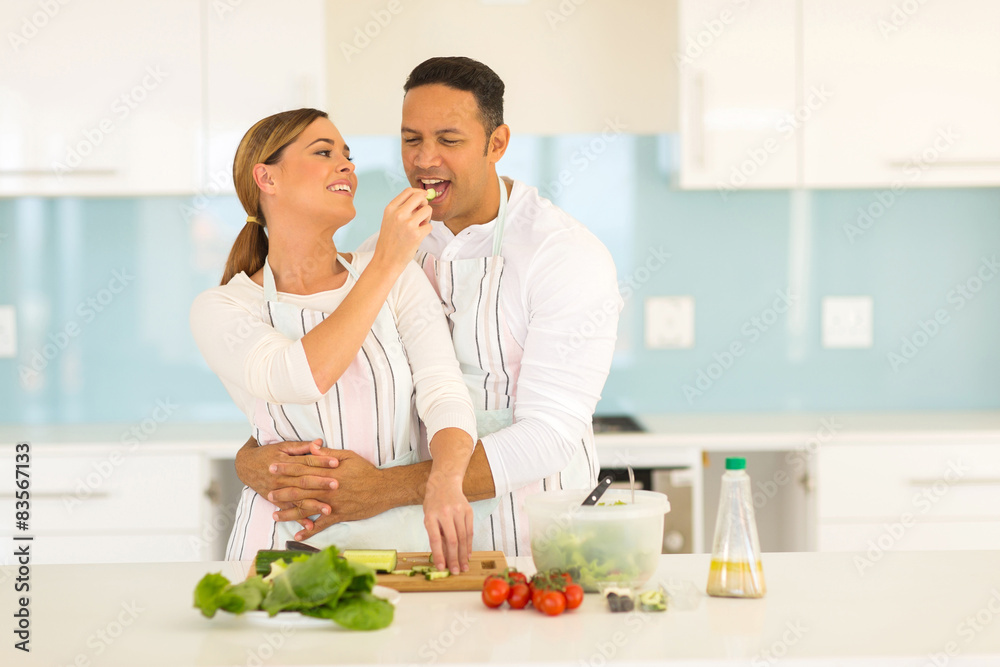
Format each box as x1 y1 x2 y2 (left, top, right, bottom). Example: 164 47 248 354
475 227 621 496
270 441 496 540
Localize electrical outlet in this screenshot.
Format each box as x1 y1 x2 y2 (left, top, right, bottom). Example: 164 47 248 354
644 296 695 349
0 306 16 358
822 296 873 348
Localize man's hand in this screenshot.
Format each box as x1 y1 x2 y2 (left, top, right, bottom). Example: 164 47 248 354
269 440 497 553
271 446 393 539
235 437 341 530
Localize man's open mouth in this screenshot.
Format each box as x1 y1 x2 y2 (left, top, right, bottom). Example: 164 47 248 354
419 178 450 201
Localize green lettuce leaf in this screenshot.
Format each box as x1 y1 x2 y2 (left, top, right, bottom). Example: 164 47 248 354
302 591 394 631
193 573 270 617
261 546 353 616
193 573 231 618
346 561 377 593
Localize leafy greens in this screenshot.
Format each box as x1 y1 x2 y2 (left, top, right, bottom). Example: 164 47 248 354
193 545 393 631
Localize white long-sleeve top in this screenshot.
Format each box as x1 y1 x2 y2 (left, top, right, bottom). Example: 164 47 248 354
359 178 623 495
189 252 478 445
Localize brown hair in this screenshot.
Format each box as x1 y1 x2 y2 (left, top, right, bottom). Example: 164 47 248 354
220 108 329 285
404 57 504 142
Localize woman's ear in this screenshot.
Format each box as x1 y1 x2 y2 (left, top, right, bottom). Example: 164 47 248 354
252 163 276 193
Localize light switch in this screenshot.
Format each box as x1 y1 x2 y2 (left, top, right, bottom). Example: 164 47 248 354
822 296 873 348
0 306 16 358
645 296 695 349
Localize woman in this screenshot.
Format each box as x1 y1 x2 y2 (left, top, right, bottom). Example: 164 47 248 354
190 109 477 572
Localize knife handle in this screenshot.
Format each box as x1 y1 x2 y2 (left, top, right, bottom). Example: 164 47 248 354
582 474 615 506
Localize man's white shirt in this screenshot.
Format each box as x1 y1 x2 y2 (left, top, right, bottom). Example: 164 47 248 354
359 178 623 496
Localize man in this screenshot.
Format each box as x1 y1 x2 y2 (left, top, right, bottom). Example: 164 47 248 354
235 57 622 568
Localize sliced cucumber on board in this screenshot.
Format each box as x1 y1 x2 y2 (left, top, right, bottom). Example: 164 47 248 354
341 549 398 573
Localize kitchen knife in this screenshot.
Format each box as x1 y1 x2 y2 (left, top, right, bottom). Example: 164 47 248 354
581 474 615 506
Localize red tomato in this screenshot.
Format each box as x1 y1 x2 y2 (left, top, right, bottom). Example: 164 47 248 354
531 587 545 609
508 583 530 609
564 584 584 610
508 571 528 587
559 572 574 586
482 577 510 608
538 590 567 616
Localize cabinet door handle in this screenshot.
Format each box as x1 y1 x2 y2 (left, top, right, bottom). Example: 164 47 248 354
886 159 1000 168
204 480 222 505
0 169 118 176
0 491 110 499
907 478 1000 487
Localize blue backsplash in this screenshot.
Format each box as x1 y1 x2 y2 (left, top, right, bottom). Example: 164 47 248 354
2 135 999 424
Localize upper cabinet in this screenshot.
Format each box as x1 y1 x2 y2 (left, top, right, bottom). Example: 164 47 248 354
678 0 1000 189
0 1 203 196
323 0 678 135
203 0 326 194
678 0 798 192
801 0 1000 187
0 0 326 197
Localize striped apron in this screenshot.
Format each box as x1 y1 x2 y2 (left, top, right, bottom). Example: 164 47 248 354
226 254 494 559
416 175 599 557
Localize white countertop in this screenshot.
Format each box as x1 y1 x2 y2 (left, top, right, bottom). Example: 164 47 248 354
4 550 1000 666
2 411 999 465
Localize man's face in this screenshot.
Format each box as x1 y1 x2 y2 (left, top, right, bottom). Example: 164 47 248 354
401 84 495 225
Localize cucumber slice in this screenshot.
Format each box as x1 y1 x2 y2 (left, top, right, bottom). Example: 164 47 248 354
425 570 451 581
639 590 667 612
253 550 298 577
410 565 434 574
341 549 398 573
390 570 414 576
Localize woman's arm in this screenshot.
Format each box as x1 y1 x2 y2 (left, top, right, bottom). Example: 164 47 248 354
391 260 477 573
299 188 432 393
190 188 433 405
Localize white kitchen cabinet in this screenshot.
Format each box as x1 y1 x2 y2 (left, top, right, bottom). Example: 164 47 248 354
816 442 1000 552
324 0 677 135
0 0 203 196
802 0 1000 187
678 0 799 192
0 449 211 564
202 0 326 194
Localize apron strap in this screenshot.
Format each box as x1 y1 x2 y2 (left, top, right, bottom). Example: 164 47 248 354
337 253 361 281
262 259 278 301
262 254 359 302
491 174 509 257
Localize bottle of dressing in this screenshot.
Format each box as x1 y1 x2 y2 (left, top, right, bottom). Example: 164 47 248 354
707 457 766 598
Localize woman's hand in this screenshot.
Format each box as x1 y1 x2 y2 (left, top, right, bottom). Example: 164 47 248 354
424 473 474 575
423 427 476 574
371 187 434 272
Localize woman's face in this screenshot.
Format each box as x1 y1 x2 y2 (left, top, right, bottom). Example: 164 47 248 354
260 116 357 230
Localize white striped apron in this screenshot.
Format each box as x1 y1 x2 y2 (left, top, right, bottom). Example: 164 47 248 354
416 175 600 557
225 255 427 559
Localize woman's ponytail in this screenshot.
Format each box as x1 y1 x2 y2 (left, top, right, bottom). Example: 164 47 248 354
220 219 268 285
219 108 329 285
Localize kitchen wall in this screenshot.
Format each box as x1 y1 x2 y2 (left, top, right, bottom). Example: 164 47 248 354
1 133 998 424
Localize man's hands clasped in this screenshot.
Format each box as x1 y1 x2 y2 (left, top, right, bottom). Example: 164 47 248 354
236 438 473 574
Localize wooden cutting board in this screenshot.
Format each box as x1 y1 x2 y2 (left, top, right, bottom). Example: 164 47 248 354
377 551 508 592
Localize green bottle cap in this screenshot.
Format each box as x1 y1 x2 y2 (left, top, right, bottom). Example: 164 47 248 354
725 457 746 470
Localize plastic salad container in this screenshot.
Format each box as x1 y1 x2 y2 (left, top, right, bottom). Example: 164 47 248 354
525 489 670 592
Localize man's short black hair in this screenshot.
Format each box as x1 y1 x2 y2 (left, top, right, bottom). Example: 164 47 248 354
404 56 505 138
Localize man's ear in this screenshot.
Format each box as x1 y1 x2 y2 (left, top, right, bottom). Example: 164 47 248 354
252 163 277 193
486 124 510 164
